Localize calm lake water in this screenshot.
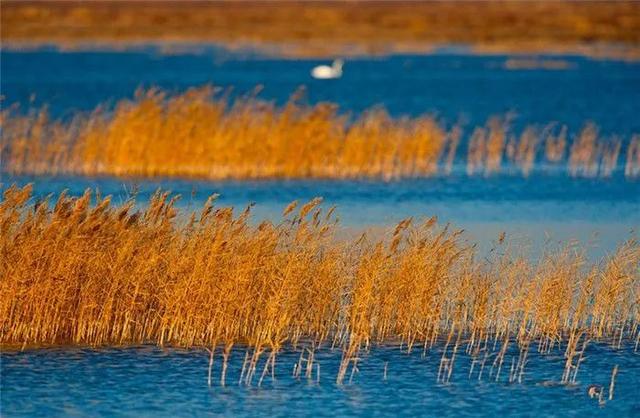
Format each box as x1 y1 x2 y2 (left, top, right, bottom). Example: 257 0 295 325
2 46 640 134
1 46 639 416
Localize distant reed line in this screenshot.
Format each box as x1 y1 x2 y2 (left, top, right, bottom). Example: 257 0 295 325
2 87 639 180
3 1 640 59
1 185 639 384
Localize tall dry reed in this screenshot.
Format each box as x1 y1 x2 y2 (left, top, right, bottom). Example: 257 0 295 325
1 185 639 384
1 87 638 180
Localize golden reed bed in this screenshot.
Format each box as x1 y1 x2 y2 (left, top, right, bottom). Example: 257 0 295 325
1 185 639 385
2 87 639 180
2 1 640 59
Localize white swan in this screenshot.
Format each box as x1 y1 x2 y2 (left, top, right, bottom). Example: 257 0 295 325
311 59 343 79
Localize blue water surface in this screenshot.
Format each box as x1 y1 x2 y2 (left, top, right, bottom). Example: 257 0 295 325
2 47 640 135
2 344 640 417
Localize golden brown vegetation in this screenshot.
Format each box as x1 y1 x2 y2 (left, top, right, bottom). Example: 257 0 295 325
2 1 640 59
2 87 638 180
1 185 639 385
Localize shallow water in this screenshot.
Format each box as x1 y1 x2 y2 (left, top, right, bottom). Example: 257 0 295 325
1 47 640 416
2 344 639 417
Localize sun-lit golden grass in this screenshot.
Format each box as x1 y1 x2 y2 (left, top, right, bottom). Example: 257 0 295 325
2 87 639 180
1 185 639 384
3 1 640 59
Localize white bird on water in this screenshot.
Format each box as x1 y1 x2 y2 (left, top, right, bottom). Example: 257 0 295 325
311 59 343 79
